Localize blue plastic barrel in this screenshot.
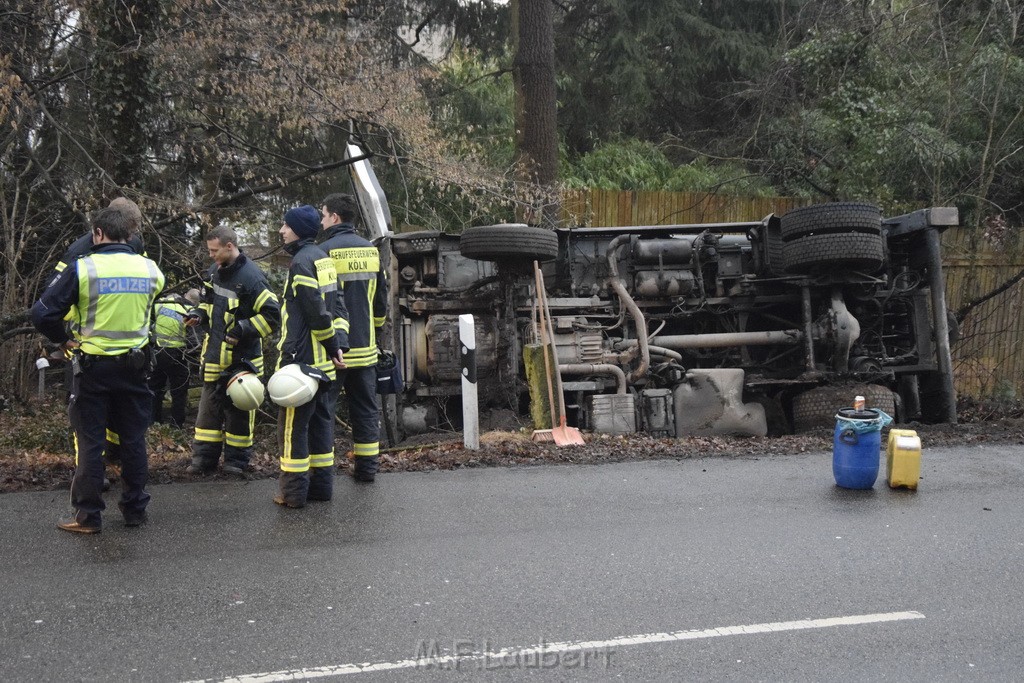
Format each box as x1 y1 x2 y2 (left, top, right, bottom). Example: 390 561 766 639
833 408 882 489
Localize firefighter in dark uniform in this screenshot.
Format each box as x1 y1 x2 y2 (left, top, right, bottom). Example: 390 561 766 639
52 197 146 483
185 226 280 475
32 206 165 533
274 205 348 508
319 194 388 482
149 292 192 427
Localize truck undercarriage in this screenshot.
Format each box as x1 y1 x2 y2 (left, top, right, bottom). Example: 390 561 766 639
379 203 959 439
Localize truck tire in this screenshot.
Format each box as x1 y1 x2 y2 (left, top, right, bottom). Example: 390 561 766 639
782 232 884 274
751 393 790 436
459 225 559 264
791 384 896 433
780 202 882 240
764 221 786 277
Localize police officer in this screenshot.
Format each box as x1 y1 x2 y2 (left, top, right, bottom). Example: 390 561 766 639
52 197 146 485
31 206 165 533
319 194 388 482
149 292 192 428
274 205 348 508
185 227 280 475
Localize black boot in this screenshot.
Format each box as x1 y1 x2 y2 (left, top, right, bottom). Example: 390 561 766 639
308 467 334 501
275 471 309 508
353 456 378 483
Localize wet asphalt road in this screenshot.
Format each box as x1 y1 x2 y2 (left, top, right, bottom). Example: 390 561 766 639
2 443 1023 682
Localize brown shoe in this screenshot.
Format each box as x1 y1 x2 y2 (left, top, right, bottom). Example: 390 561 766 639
57 517 101 534
273 495 304 509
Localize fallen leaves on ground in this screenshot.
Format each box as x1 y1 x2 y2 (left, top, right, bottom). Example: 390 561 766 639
2 400 1024 494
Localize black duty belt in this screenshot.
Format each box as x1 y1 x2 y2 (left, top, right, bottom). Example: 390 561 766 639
80 347 151 370
80 352 131 363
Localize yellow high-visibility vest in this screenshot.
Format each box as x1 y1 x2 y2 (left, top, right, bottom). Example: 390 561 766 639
153 299 188 349
74 252 164 356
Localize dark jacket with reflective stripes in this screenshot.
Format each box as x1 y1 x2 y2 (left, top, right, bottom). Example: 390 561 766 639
319 223 387 369
278 239 348 378
193 252 280 381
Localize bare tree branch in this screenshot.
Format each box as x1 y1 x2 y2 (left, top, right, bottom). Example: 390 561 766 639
956 267 1024 322
149 153 371 232
0 311 30 338
9 65 122 192
0 326 34 344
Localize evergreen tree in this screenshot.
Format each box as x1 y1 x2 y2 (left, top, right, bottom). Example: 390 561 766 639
554 0 799 157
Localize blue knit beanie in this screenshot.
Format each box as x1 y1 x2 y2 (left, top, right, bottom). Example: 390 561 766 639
284 205 321 240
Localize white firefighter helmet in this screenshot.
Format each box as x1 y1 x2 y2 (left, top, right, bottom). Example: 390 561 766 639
226 371 265 411
267 364 318 408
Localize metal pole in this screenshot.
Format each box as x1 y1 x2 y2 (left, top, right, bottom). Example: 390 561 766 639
459 314 479 450
35 357 50 400
648 329 804 349
802 285 816 371
924 228 958 423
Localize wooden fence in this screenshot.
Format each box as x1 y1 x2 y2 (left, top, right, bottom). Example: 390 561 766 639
559 188 1024 400
941 230 1024 400
561 188 808 227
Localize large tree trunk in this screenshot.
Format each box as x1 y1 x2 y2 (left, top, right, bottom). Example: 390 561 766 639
89 0 159 190
512 0 559 227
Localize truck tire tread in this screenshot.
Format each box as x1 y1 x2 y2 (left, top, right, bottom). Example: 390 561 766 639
780 202 882 240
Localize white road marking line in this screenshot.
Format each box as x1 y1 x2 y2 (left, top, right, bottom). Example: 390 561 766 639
185 610 924 683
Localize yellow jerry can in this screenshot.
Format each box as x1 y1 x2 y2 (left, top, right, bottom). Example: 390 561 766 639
886 428 921 490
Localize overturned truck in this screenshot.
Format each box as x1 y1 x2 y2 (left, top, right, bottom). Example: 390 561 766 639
381 203 959 438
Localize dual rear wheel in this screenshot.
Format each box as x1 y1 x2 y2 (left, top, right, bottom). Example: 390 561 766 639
780 202 885 274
